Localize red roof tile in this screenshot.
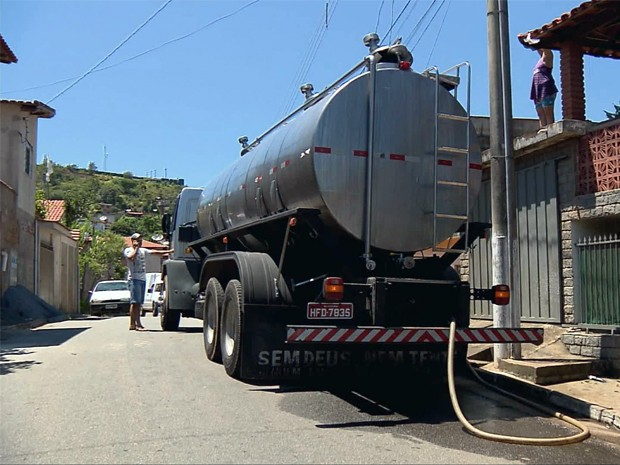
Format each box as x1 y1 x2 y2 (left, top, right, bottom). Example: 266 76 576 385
0 33 17 63
43 200 66 222
123 237 167 250
517 0 620 58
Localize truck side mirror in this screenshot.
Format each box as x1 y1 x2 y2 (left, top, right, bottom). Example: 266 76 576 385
161 214 171 234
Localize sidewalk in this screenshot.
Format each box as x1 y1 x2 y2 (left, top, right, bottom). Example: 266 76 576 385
467 320 620 432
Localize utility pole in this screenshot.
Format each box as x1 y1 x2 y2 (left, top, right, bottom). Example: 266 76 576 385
498 0 521 359
487 0 518 364
103 145 109 172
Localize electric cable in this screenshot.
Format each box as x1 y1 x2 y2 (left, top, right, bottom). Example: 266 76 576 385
47 0 174 104
447 320 591 445
425 1 450 68
3 0 260 97
380 0 412 46
374 0 386 35
279 0 339 117
403 0 439 46
410 0 447 51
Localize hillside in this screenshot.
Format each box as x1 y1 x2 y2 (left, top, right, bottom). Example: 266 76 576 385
35 162 184 238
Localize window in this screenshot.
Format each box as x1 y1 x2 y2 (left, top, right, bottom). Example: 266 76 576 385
25 145 32 175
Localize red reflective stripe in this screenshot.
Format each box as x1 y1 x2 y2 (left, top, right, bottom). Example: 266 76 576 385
315 146 331 154
390 154 405 161
270 166 278 175
354 150 368 157
438 159 452 166
469 163 482 170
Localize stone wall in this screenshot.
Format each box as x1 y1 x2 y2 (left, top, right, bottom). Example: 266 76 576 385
562 331 620 375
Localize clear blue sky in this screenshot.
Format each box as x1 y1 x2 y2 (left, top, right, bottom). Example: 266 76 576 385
1 0 617 189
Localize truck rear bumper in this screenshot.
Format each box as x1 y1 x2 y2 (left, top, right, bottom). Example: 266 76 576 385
286 325 544 345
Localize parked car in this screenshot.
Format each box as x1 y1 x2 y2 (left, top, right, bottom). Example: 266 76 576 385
151 281 164 317
141 273 162 316
89 280 131 316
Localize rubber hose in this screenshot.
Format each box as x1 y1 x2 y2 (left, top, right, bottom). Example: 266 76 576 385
447 320 590 445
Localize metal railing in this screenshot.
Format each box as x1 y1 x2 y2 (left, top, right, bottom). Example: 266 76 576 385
576 234 620 326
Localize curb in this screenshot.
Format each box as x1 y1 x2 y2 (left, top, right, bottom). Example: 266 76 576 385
477 367 620 431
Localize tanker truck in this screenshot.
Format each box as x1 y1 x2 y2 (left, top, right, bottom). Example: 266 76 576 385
159 34 543 381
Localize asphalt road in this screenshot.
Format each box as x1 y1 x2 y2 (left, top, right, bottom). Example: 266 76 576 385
1 315 619 464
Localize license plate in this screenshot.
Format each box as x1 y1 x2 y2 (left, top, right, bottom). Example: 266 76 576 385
105 304 118 309
307 303 353 320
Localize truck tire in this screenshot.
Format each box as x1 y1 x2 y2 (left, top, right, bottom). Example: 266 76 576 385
220 279 243 378
203 278 224 362
160 276 180 331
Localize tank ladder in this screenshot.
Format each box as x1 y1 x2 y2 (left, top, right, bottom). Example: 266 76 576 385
425 63 472 255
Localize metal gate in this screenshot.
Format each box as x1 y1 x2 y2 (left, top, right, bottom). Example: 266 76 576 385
576 234 620 326
469 160 561 322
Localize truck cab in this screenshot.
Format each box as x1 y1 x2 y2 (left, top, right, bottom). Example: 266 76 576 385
159 187 203 330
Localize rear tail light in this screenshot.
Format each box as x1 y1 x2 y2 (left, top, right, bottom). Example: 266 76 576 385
323 277 344 301
492 284 510 305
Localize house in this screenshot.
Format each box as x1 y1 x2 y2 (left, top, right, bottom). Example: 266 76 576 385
462 0 619 371
38 200 79 313
0 33 78 314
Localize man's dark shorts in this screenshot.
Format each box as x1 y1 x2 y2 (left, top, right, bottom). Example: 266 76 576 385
129 279 146 304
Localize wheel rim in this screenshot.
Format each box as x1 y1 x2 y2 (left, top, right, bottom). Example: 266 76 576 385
206 296 216 345
223 301 235 357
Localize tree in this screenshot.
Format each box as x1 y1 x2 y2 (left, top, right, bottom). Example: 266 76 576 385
604 102 620 120
35 189 47 219
79 229 126 305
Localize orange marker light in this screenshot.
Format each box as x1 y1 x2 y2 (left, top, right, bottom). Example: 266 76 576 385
492 284 510 305
323 277 344 301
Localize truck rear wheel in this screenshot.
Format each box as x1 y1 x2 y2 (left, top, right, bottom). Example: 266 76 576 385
220 279 243 378
203 278 224 362
160 276 180 331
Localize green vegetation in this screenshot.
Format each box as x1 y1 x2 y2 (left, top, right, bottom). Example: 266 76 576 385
36 162 184 308
605 102 620 120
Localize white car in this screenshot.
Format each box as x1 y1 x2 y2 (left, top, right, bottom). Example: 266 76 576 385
151 281 164 317
142 273 162 316
89 280 131 316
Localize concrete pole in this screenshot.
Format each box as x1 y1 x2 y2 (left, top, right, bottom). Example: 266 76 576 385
498 0 521 359
487 0 510 364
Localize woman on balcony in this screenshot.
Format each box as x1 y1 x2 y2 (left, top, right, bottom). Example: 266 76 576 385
530 48 559 133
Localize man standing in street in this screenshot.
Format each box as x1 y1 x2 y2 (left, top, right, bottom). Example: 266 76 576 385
123 233 173 330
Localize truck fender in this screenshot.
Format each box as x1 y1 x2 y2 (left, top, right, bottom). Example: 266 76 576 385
200 251 293 306
163 258 202 312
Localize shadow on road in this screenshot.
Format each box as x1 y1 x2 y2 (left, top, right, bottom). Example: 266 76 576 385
0 348 42 375
1 327 89 349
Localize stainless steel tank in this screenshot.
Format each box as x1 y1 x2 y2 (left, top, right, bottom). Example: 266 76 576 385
197 51 481 253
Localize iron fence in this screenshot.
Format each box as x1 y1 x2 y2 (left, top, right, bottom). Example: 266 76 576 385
576 234 620 326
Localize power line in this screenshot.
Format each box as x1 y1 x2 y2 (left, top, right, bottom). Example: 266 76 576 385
46 0 174 104
425 0 450 68
374 0 385 34
403 0 439 46
380 0 412 45
410 0 446 51
279 0 339 117
3 0 260 98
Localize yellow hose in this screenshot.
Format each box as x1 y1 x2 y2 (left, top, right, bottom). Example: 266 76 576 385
447 320 591 445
